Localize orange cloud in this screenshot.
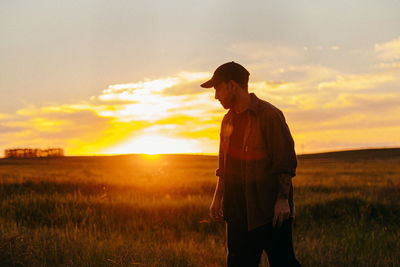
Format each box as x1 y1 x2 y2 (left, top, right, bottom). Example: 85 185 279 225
2 39 400 156
0 71 224 156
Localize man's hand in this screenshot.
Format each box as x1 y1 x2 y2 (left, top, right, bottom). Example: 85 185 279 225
209 197 224 222
272 198 290 228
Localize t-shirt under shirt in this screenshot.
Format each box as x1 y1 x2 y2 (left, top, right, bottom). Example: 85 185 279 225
223 109 248 223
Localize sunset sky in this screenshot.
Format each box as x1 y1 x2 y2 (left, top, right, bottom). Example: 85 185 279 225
1 0 400 156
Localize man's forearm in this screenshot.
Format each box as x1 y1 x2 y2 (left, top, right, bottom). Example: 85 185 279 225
213 177 224 201
277 173 292 199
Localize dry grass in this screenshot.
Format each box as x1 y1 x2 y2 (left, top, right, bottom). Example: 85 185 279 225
0 149 399 266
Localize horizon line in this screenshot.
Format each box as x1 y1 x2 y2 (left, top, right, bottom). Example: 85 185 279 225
2 146 399 159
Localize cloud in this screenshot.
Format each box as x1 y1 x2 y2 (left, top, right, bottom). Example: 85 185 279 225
227 42 306 74
90 72 215 123
98 77 178 102
317 72 395 91
0 106 116 155
375 35 400 61
293 125 400 154
372 62 400 69
269 65 338 84
2 37 400 156
225 42 400 154
0 113 15 120
1 71 225 156
0 123 24 134
162 74 210 95
292 102 399 132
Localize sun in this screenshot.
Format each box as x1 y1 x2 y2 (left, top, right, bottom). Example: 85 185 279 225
103 135 199 155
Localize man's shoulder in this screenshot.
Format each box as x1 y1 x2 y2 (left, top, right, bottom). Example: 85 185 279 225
251 93 283 118
221 109 235 123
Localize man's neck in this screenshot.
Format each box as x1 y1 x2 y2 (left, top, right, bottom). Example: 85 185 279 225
232 92 251 114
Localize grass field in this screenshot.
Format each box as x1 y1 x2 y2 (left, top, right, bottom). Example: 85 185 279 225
0 148 399 266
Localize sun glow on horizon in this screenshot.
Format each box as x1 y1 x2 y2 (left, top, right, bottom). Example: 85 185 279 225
102 135 201 155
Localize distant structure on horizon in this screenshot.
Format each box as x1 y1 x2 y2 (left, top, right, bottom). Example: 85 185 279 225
4 148 64 158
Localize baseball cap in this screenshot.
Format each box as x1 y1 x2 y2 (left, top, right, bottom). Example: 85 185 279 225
200 61 250 88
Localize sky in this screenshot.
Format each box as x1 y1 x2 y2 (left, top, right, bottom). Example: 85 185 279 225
1 0 400 156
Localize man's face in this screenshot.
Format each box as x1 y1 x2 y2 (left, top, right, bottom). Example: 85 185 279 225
214 81 236 110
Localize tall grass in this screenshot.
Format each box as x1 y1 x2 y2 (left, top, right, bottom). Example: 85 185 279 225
0 150 399 266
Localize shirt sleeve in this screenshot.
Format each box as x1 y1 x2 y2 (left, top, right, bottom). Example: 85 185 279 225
265 109 297 177
216 118 225 178
216 135 224 178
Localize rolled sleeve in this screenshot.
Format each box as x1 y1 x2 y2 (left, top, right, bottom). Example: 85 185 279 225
265 109 297 177
216 121 225 179
216 155 224 178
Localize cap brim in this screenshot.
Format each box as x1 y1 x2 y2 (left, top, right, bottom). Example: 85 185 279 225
200 79 215 88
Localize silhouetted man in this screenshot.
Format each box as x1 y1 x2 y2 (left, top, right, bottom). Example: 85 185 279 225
201 62 300 267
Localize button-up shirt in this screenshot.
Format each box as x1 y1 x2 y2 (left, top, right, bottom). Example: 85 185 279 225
217 93 297 230
223 109 248 223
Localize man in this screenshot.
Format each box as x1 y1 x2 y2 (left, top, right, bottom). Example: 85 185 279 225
201 62 301 267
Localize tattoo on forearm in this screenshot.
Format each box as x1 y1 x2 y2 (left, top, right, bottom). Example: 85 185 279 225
277 174 292 199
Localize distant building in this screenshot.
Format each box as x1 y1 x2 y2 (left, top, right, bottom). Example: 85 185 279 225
4 148 64 158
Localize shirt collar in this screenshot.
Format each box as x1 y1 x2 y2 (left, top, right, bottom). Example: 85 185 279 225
248 93 258 113
227 93 259 117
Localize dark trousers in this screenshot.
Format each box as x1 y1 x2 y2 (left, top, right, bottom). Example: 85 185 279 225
226 219 301 267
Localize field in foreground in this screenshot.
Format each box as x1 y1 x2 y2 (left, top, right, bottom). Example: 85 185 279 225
0 148 399 266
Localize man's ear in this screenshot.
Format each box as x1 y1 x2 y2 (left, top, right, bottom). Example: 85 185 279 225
229 80 240 92
225 80 233 92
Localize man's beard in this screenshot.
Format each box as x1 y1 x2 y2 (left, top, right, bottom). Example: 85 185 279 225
220 93 236 110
